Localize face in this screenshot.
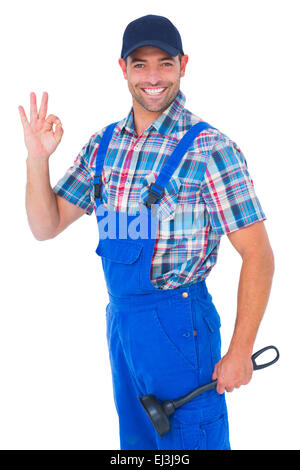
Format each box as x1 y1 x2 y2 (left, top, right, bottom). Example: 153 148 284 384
119 46 188 114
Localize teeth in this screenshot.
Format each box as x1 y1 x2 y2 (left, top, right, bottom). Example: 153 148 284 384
143 88 166 95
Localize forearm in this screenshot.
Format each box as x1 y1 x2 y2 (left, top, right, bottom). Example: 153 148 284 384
25 156 60 240
228 249 275 357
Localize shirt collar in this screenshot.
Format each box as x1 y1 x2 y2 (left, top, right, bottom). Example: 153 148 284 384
117 89 186 137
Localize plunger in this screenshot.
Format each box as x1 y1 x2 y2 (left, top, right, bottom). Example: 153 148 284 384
138 345 279 437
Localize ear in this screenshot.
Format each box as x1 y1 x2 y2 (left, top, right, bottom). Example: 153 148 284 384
119 58 128 80
180 55 189 78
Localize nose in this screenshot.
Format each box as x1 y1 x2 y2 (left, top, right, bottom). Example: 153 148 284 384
146 66 163 85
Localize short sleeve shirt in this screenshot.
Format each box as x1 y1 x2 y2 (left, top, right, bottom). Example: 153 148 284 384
53 89 267 289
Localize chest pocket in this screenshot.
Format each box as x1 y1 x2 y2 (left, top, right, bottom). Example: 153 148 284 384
139 173 182 222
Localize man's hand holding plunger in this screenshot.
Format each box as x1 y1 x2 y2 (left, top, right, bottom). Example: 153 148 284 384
212 349 253 394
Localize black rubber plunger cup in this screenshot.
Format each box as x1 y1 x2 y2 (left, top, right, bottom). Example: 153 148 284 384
138 345 280 437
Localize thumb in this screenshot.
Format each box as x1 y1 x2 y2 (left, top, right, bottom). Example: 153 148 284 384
54 121 64 144
212 364 219 381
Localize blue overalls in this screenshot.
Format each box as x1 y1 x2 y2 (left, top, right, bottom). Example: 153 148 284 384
93 121 231 450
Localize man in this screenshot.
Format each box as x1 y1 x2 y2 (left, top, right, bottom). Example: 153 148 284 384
19 14 274 450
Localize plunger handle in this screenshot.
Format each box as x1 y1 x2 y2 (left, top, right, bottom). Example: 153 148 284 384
171 345 280 410
172 379 218 409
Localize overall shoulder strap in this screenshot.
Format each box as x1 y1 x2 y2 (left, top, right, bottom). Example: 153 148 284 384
145 121 216 208
94 121 119 200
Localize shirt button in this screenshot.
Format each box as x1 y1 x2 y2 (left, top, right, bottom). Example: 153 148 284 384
182 292 189 298
125 181 130 187
134 145 140 151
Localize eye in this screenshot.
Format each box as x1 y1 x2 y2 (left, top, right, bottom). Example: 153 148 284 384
162 62 173 67
134 63 144 68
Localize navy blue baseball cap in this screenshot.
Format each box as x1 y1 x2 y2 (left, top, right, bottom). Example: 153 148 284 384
121 14 184 60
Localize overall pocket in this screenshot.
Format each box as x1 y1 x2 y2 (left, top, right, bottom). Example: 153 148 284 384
202 304 222 370
152 303 198 371
192 299 222 380
116 304 199 396
194 412 230 450
96 238 143 295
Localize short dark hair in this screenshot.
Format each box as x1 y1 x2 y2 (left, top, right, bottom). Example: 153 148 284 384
124 52 183 67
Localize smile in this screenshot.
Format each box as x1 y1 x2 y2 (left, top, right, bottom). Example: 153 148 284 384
141 87 167 96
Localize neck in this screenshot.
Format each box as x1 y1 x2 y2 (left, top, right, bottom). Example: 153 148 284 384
132 99 163 137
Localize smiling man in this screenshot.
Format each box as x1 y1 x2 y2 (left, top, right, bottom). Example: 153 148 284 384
120 46 187 132
120 48 187 140
20 14 274 450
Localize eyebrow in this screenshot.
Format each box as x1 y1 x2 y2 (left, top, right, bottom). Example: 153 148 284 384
130 57 175 64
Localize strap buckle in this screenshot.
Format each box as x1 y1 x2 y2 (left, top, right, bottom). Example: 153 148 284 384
144 182 165 208
94 174 103 200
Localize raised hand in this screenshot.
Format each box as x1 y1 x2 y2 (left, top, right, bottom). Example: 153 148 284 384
18 92 64 161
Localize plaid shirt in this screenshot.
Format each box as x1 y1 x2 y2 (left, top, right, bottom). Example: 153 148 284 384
53 89 267 289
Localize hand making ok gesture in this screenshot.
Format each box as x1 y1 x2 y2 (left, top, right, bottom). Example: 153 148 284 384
18 91 64 161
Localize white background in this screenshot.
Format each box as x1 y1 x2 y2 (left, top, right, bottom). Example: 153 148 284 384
1 0 299 450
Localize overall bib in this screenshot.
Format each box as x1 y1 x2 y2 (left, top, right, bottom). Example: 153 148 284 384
93 121 230 450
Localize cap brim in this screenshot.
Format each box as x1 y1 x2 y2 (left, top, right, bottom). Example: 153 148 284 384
122 40 180 60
